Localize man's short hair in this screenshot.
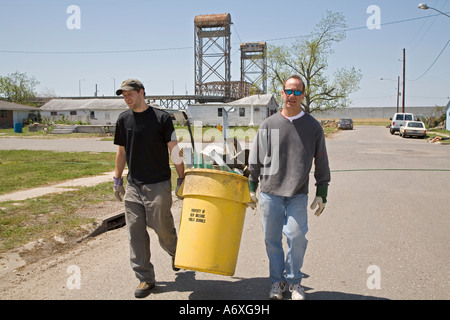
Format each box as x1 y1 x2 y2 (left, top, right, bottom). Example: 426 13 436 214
283 75 305 92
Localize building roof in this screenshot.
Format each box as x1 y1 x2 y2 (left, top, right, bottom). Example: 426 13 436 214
189 94 279 109
40 99 129 111
227 94 278 108
0 100 39 111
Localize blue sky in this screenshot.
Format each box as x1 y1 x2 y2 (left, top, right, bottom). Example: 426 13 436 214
0 0 449 108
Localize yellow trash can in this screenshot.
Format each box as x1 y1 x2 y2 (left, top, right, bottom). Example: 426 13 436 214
174 168 252 276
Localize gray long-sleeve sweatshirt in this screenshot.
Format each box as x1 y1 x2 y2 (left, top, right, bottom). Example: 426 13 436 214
248 112 330 197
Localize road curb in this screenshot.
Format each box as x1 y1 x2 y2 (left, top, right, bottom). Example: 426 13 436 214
82 210 126 241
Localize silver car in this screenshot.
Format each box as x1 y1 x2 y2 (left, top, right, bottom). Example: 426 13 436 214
338 118 353 130
399 121 427 138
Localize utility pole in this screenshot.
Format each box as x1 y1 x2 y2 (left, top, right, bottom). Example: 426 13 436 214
402 48 406 113
397 76 400 113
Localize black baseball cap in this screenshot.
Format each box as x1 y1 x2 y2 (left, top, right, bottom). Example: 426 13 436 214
116 79 145 95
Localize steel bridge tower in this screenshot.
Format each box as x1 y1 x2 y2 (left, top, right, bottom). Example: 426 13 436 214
194 13 232 102
240 42 267 95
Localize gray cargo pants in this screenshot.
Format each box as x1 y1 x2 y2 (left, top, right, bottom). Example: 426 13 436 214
124 180 177 283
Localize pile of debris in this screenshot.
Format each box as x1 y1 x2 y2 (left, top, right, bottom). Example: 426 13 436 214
321 120 338 128
428 136 443 143
428 121 446 131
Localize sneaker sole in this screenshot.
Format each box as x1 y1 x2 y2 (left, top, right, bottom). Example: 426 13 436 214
269 294 284 300
135 283 155 298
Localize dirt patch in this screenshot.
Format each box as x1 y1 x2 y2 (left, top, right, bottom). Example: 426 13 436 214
75 200 124 220
0 195 183 279
1 199 123 276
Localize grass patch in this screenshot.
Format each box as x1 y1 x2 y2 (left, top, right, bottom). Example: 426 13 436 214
0 168 182 253
427 130 450 144
353 118 390 126
323 127 338 136
0 150 116 195
428 129 450 136
0 173 181 253
0 182 114 252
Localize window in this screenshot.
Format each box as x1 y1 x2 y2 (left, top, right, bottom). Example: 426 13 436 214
396 114 404 120
90 111 95 119
70 111 77 115
51 111 57 116
408 122 424 128
405 114 413 121
0 111 6 118
239 108 245 117
218 108 222 117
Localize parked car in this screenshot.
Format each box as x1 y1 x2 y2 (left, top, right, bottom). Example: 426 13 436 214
390 112 416 134
399 121 427 138
338 118 353 130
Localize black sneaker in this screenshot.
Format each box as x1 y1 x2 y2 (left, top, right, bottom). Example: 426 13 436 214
134 282 155 298
172 256 180 271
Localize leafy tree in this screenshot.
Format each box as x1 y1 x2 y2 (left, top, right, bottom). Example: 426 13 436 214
0 71 40 105
267 10 363 113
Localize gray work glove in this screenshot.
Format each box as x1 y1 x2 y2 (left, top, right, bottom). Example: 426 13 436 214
310 196 326 216
175 177 184 199
310 185 328 216
113 177 125 202
247 180 258 209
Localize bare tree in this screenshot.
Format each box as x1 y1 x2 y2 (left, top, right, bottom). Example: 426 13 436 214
267 10 362 113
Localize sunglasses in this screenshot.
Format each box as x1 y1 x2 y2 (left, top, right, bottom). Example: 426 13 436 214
284 89 303 96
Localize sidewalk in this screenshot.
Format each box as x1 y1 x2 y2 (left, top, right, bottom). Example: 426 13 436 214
0 170 121 202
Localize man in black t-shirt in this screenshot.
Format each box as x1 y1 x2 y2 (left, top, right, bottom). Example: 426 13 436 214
113 79 185 298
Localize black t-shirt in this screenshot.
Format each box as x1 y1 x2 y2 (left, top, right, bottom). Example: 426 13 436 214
114 106 176 184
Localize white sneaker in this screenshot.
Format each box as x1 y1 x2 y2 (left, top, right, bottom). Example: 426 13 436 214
289 283 306 300
269 282 286 300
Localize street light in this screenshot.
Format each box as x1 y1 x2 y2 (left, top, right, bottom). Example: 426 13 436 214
418 3 450 17
380 77 401 113
79 79 85 97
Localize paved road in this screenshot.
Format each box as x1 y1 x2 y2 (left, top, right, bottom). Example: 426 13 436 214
0 126 449 301
0 137 118 153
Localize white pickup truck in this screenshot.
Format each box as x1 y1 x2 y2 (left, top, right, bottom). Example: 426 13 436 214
390 113 416 135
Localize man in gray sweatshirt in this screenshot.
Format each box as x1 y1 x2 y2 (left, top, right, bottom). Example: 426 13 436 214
248 75 330 300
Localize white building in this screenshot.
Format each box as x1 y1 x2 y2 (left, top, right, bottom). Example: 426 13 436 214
39 98 186 126
39 99 129 125
311 105 445 120
187 94 279 127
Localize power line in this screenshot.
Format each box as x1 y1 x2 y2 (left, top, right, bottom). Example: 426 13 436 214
0 12 448 54
259 12 450 43
407 0 448 52
0 46 193 55
407 39 450 81
232 24 242 43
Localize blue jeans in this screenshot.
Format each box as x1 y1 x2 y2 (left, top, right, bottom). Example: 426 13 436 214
260 192 308 285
